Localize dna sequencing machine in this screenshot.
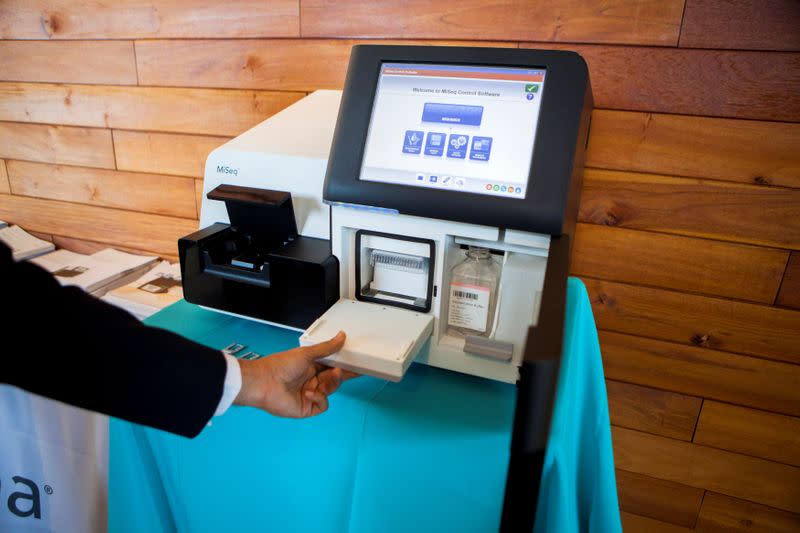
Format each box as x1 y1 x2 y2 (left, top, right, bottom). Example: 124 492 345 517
179 45 591 527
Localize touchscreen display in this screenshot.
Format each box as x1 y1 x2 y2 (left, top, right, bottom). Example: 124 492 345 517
359 62 546 199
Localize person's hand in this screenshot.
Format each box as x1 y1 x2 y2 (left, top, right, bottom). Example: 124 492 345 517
233 332 358 418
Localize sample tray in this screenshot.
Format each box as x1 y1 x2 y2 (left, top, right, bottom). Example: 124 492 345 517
300 299 433 381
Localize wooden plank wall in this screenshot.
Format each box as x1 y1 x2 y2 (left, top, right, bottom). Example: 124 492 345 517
1 1 798 529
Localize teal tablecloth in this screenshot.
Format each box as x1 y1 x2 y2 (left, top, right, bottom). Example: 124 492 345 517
109 278 621 532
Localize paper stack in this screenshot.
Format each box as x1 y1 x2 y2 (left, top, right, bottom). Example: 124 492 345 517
31 248 158 295
0 225 55 261
102 261 183 320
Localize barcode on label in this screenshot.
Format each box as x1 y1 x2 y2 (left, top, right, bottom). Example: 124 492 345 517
453 290 479 300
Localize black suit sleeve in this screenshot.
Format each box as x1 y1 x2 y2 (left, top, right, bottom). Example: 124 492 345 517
0 242 226 438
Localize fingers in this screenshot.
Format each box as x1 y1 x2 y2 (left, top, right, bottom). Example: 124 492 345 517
338 369 360 381
302 331 346 361
317 367 360 396
299 366 361 417
316 368 342 396
303 389 329 416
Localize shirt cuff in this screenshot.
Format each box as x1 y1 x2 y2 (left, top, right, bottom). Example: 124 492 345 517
214 353 242 417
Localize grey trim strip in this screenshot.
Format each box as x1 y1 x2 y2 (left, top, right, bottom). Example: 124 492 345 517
464 336 514 361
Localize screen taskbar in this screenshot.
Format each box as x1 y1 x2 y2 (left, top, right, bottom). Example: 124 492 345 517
362 166 527 199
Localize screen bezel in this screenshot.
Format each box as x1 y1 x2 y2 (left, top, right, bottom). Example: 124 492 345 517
324 45 589 236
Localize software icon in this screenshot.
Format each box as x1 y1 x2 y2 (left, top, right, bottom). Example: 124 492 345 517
403 130 425 154
450 135 467 149
447 134 469 159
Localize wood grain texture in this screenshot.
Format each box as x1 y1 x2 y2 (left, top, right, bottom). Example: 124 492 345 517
616 469 704 528
0 194 195 257
586 110 800 188
51 234 179 263
6 160 197 219
137 39 800 121
694 401 800 467
0 40 137 85
606 380 701 441
621 512 693 533
135 39 515 91
776 252 800 309
136 39 353 90
680 0 800 51
28 230 53 243
520 44 800 121
112 130 229 178
696 492 800 533
0 0 299 39
0 83 304 136
571 224 788 303
584 278 800 365
600 331 800 416
194 179 203 219
0 122 115 169
580 168 800 250
0 159 8 194
301 0 684 45
613 427 800 513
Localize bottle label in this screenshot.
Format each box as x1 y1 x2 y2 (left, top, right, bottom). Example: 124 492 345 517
448 282 491 332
